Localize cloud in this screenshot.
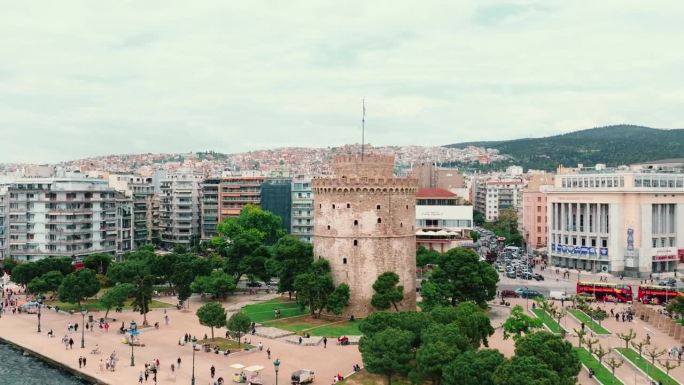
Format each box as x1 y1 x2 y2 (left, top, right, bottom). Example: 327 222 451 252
0 1 683 163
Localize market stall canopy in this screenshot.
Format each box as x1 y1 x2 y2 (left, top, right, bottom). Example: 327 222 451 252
244 365 264 372
229 364 246 370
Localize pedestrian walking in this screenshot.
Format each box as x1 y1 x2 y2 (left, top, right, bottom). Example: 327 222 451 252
210 365 216 378
69 338 74 349
267 348 271 359
323 337 327 348
144 369 149 382
177 357 181 368
83 356 87 367
79 356 83 368
74 323 79 332
139 371 144 384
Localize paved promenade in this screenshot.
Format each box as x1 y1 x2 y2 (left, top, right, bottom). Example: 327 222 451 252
0 292 362 385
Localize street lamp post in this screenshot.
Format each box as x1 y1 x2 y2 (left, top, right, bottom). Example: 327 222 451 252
525 287 529 310
191 337 197 385
80 307 87 349
129 320 138 366
37 298 42 333
273 358 281 385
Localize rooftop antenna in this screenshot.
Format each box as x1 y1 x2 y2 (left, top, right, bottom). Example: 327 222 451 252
361 98 366 160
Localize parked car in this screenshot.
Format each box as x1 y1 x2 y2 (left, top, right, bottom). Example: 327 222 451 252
506 270 517 279
501 289 519 298
549 291 570 301
658 278 677 287
533 273 545 281
519 272 534 280
246 281 262 288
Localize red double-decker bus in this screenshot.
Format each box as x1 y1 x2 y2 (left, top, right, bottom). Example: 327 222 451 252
576 282 633 302
72 260 85 271
637 285 684 304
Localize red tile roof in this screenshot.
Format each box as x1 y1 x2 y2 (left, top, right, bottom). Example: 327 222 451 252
416 188 456 198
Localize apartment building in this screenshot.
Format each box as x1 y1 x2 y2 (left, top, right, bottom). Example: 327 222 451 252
159 172 201 248
261 178 292 232
291 177 314 243
0 178 117 262
472 175 525 222
219 175 265 219
415 188 473 252
200 178 220 240
547 164 684 276
521 173 555 252
108 174 158 248
0 186 7 260
115 191 133 257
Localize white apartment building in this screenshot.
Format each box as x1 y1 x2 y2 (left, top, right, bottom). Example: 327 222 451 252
472 176 525 222
109 174 158 248
159 172 201 248
0 178 118 262
547 165 684 276
200 178 220 240
291 177 314 243
415 188 474 252
0 186 7 260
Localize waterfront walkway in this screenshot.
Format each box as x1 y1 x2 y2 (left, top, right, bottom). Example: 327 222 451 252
0 291 361 385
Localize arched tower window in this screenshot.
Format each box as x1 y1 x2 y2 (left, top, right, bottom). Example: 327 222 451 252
353 240 358 246
346 203 351 208
332 204 335 209
327 225 331 230
400 222 403 228
343 258 347 265
353 220 358 226
376 205 381 210
377 218 382 224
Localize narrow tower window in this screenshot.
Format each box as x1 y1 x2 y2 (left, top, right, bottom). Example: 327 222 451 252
343 258 347 265
377 218 382 224
332 204 335 209
353 240 358 246
347 203 351 208
353 220 358 226
327 225 331 230
376 205 381 210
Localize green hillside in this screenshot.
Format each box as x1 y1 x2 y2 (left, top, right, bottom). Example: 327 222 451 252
446 125 684 171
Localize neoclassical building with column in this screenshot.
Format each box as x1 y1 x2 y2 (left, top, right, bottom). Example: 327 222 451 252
546 164 684 277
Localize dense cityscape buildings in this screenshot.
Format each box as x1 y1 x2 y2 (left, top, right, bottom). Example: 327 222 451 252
471 174 525 222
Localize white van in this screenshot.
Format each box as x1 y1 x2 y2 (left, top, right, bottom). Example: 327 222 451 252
548 291 570 301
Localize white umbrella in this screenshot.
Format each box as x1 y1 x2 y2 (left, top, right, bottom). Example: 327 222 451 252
229 364 246 370
244 365 264 372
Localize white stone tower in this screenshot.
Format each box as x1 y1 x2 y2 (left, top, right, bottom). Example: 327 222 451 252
312 151 417 317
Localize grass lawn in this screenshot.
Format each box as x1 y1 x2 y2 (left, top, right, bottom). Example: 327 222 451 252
338 370 411 385
242 298 307 323
568 309 611 335
615 348 680 385
197 337 253 351
46 299 174 313
574 347 625 385
532 308 564 334
264 315 361 337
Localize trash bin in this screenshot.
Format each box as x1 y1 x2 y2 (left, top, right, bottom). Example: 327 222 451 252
89 314 94 323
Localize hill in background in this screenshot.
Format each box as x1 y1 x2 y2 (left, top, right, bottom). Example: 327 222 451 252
446 125 684 171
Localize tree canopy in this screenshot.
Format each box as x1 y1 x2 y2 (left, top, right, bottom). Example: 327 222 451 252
359 327 414 385
99 283 135 319
371 272 404 312
502 305 543 340
58 268 100 307
514 332 581 385
421 247 498 309
442 349 505 385
196 302 227 340
227 312 251 347
294 259 348 317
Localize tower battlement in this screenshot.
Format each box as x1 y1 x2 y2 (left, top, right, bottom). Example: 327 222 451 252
333 153 395 178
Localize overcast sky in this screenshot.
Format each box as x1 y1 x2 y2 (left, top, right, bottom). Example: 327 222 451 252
1 1 682 163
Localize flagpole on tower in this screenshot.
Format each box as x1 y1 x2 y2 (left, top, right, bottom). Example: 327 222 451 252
361 98 365 160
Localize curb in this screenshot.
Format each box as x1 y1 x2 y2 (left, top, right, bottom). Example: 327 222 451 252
567 309 611 336
613 348 684 385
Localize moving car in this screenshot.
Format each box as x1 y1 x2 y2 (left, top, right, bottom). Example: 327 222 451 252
501 289 518 298
506 270 517 279
514 288 543 299
291 369 315 385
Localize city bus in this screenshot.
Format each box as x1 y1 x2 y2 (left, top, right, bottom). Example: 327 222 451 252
72 260 85 271
576 282 633 302
637 285 684 304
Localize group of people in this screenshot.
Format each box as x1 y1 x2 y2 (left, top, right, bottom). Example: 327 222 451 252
668 345 684 361
609 307 634 322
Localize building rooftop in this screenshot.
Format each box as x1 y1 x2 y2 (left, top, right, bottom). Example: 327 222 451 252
416 188 456 198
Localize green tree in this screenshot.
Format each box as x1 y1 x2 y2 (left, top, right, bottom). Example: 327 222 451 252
191 270 237 299
84 253 113 275
11 263 41 286
326 283 350 315
416 341 457 385
272 235 313 298
493 356 560 385
359 327 414 385
294 259 347 317
224 229 264 282
667 296 684 317
40 271 65 292
416 246 441 268
359 311 430 348
58 268 101 307
217 205 285 245
371 272 404 311
1 259 18 274
27 277 50 294
473 211 485 226
590 306 608 325
226 312 251 347
421 322 472 354
99 283 135 319
470 231 480 243
442 349 505 385
421 248 498 308
451 302 495 348
107 260 154 325
170 257 196 308
196 302 227 340
502 305 542 340
514 332 581 385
